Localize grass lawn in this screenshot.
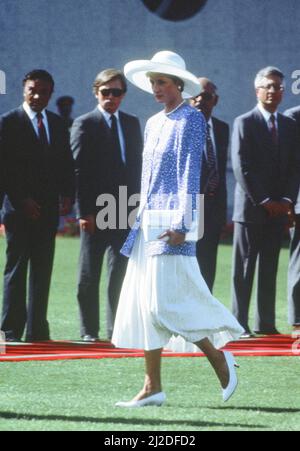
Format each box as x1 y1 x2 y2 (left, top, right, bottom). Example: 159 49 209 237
0 236 299 431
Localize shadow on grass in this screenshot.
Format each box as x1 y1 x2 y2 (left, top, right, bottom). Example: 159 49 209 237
207 406 300 414
0 410 265 429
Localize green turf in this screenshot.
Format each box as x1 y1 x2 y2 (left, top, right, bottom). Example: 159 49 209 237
0 236 299 431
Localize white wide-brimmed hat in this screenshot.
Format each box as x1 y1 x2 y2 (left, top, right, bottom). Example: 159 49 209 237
124 51 201 99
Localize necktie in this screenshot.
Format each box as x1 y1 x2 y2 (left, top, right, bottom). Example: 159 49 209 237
110 114 124 166
36 112 49 149
269 114 278 146
205 123 219 194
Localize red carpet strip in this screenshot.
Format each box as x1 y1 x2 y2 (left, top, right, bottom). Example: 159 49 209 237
0 335 299 362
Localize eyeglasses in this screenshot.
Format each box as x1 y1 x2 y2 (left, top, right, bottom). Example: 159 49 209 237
99 88 124 98
257 84 284 92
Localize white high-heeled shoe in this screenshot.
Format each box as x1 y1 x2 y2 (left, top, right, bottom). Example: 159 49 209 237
222 351 240 402
115 392 166 408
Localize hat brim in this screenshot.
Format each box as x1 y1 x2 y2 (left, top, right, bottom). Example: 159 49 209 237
124 60 201 99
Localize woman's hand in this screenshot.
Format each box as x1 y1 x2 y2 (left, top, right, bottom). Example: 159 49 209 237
158 230 186 246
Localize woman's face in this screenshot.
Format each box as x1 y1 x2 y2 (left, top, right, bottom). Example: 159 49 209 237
149 74 182 107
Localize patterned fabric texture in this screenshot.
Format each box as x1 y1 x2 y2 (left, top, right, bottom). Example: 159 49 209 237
121 103 206 257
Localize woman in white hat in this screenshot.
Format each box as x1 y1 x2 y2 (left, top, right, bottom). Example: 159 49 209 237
112 51 244 407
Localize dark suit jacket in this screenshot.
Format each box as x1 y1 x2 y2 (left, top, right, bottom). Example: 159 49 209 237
0 138 4 221
71 107 143 226
285 106 300 213
201 116 229 227
0 105 75 230
232 106 300 224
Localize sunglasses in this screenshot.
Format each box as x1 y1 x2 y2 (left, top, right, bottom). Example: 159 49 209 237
99 88 124 98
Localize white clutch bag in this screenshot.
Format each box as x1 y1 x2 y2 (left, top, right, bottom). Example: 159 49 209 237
142 209 200 242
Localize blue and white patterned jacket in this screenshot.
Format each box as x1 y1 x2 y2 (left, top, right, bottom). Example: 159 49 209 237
121 103 206 257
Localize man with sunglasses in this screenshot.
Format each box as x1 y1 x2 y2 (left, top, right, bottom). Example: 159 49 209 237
231 67 300 337
191 78 229 293
71 69 143 342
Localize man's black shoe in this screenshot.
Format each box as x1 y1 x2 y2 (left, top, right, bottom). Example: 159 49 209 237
5 337 23 343
240 331 255 339
82 335 100 343
25 336 51 343
253 329 281 335
239 327 255 339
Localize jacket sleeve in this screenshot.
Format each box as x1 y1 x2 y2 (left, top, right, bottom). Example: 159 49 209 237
0 115 31 209
135 119 144 191
0 119 4 211
58 121 75 201
71 118 97 218
217 121 229 225
231 116 269 206
284 120 300 203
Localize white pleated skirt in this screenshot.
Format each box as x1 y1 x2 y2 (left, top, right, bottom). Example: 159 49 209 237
112 231 244 351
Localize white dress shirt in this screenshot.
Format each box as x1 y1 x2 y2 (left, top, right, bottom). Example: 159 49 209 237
257 102 278 132
98 105 126 164
23 101 50 144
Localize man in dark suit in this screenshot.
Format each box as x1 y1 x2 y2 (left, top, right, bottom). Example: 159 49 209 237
0 70 75 342
232 67 300 337
0 142 3 224
71 69 143 342
191 78 229 292
284 106 300 333
0 116 4 222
